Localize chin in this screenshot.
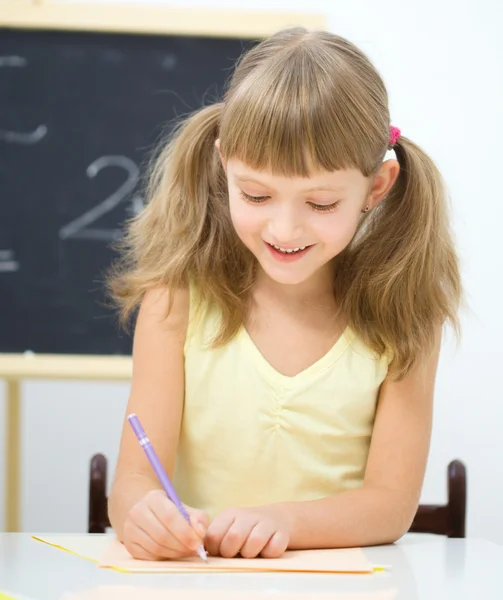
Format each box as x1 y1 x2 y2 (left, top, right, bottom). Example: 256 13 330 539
259 263 313 286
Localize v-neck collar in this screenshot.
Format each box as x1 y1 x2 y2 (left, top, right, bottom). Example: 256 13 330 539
238 324 355 387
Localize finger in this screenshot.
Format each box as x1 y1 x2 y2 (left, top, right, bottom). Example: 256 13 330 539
129 498 187 554
123 518 158 560
124 526 161 561
130 523 193 560
205 510 238 556
128 540 156 561
187 507 210 539
145 505 189 554
239 522 275 559
219 515 259 559
260 530 289 558
148 493 202 552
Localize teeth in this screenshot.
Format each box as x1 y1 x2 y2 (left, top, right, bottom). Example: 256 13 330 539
272 244 307 254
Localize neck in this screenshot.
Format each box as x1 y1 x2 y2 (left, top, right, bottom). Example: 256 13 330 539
254 263 336 311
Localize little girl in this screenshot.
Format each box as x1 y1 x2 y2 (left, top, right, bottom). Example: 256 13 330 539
108 27 461 561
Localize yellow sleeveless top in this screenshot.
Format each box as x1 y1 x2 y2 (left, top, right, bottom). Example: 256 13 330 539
174 283 390 519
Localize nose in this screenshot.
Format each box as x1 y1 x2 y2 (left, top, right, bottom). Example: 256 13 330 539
267 204 304 244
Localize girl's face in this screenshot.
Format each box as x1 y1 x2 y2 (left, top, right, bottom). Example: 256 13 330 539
226 158 371 287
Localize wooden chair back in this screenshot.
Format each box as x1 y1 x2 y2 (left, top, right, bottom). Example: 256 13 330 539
88 454 466 537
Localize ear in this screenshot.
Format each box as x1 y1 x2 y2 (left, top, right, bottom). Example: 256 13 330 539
367 159 400 209
215 139 226 170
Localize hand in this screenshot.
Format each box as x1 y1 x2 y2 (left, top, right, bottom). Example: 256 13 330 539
205 506 290 559
123 489 209 561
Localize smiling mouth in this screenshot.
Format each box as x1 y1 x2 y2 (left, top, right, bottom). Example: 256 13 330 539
266 242 313 254
264 241 314 261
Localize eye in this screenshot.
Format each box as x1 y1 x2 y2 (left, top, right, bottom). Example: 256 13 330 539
239 190 268 204
308 201 341 213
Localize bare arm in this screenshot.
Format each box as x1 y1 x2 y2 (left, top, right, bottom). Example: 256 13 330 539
108 285 189 541
275 334 441 549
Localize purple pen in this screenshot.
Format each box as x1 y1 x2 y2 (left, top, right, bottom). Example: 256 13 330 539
127 413 208 562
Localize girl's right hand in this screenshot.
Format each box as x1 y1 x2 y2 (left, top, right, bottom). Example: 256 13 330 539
123 489 209 561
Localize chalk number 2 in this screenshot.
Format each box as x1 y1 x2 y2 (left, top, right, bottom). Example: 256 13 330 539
59 155 143 242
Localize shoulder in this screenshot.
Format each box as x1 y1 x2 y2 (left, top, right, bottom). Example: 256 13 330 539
135 284 190 345
345 328 393 382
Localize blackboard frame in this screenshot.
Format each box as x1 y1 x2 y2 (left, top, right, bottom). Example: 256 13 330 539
1 1 325 39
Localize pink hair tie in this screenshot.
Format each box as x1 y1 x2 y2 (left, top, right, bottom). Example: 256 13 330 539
389 125 401 148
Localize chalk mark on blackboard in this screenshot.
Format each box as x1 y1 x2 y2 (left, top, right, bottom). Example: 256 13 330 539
0 125 47 144
0 56 48 144
0 56 27 67
126 195 145 217
162 54 177 70
0 249 20 272
66 228 124 242
59 155 140 242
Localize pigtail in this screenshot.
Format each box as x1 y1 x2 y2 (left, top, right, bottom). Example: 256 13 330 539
337 136 462 379
108 103 251 330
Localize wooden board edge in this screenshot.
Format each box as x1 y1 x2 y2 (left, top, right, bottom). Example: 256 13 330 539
0 353 133 380
0 2 327 39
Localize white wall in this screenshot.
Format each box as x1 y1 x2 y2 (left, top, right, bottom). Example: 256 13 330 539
1 0 502 541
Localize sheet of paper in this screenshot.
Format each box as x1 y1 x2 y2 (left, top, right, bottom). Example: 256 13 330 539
61 586 397 600
99 538 374 574
32 534 114 562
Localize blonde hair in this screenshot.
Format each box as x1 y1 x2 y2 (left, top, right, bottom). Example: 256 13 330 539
109 27 462 379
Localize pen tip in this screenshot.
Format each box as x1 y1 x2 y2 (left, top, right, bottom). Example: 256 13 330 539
197 546 208 562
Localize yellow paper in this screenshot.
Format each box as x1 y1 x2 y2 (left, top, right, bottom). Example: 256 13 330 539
62 587 397 600
32 535 111 563
32 535 388 575
99 538 374 574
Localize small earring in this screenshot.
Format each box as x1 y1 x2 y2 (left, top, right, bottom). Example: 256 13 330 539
363 205 369 213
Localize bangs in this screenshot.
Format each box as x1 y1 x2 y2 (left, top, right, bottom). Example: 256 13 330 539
219 47 384 178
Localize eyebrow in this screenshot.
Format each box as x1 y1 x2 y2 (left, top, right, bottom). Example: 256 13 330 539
234 175 346 194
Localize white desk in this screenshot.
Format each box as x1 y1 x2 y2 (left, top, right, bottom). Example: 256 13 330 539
0 533 501 599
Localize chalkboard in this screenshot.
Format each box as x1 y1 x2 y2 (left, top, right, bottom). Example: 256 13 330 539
0 28 255 355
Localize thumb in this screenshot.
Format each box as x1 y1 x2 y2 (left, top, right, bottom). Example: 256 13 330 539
186 506 210 538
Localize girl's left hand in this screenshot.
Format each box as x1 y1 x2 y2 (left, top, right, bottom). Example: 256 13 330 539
205 506 290 558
